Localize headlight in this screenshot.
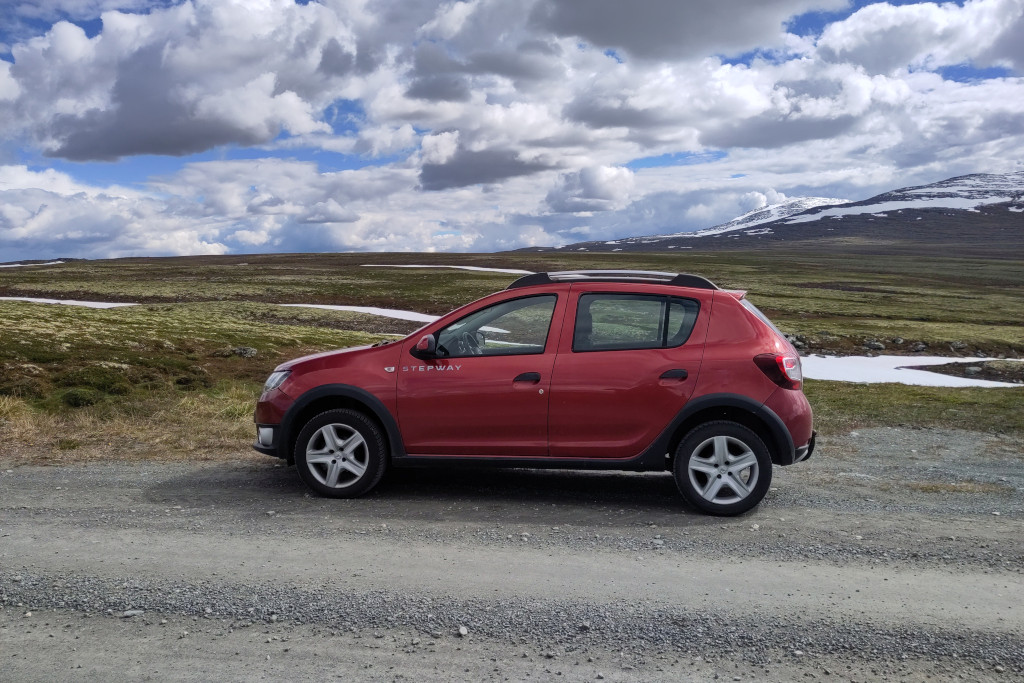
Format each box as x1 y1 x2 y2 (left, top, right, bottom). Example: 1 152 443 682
262 370 290 394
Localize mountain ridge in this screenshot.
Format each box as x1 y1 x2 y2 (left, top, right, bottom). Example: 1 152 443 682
524 171 1024 258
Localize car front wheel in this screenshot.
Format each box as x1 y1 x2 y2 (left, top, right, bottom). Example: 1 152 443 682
294 409 387 498
673 420 772 516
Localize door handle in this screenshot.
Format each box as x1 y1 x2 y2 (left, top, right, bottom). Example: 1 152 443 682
660 369 688 380
513 372 542 383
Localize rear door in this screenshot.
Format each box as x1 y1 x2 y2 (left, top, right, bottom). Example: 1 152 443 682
548 285 711 459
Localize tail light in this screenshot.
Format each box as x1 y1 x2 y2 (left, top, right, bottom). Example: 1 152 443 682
754 353 803 389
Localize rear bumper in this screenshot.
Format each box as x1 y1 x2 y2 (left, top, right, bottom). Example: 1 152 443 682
794 430 816 463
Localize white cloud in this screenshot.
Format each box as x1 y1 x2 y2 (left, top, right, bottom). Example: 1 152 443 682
421 131 460 164
530 0 849 61
818 0 1024 74
545 165 634 213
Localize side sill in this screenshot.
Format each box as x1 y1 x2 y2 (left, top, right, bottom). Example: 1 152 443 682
391 451 668 472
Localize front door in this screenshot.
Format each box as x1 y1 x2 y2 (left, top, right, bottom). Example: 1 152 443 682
397 293 563 456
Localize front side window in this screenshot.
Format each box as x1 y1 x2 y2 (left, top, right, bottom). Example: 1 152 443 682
574 294 700 352
436 295 557 357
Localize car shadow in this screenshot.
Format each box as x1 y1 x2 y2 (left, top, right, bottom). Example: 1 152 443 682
140 459 715 525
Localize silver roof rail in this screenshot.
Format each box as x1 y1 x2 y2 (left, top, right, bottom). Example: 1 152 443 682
507 270 718 290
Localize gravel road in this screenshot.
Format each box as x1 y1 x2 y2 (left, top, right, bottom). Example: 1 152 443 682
2 427 1022 681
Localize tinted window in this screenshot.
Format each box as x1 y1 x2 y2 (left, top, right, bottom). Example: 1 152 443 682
574 294 699 352
437 295 556 357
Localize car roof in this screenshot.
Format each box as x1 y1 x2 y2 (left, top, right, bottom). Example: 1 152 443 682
506 270 719 291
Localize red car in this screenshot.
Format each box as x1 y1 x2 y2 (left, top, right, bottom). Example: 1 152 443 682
254 270 814 515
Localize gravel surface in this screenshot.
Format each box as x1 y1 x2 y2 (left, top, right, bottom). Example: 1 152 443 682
2 427 1022 681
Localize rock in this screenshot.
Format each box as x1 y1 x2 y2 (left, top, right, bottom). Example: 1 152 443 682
864 340 885 350
891 337 904 345
950 340 968 350
910 342 928 352
457 625 469 637
121 610 144 618
964 367 982 376
212 346 258 358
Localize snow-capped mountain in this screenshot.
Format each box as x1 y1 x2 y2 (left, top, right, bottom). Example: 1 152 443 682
594 197 848 249
784 172 1024 225
529 172 1023 256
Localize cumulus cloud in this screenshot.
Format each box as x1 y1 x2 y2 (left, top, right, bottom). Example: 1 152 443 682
420 148 558 190
530 0 848 60
5 1 344 160
817 0 1024 74
545 165 634 213
0 166 228 260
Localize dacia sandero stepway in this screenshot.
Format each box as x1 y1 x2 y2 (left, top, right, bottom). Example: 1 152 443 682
254 270 814 515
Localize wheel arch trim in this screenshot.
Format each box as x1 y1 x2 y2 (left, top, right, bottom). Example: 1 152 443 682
652 393 796 467
276 384 407 463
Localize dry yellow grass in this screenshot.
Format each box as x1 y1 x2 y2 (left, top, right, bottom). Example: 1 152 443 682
0 383 260 466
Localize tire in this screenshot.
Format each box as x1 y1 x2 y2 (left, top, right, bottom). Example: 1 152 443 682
673 420 772 516
293 409 388 498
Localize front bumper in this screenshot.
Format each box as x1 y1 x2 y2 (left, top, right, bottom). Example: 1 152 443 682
253 424 285 459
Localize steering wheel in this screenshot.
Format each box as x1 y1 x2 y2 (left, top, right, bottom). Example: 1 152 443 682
460 331 483 356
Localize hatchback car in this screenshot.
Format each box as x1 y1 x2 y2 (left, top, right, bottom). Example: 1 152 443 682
254 270 814 515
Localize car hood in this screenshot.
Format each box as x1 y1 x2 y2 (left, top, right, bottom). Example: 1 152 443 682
274 345 376 372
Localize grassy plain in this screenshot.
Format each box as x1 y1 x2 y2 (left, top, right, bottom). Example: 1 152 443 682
1 251 1022 465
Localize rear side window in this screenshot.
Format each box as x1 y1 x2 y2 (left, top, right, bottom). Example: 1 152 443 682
574 294 700 352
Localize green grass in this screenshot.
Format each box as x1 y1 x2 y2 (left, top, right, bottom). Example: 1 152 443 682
804 380 1024 435
3 252 1021 352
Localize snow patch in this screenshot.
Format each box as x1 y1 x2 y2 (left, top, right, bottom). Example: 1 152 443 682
0 260 65 268
0 296 137 309
361 264 533 275
786 197 1014 224
279 304 438 323
802 355 1023 388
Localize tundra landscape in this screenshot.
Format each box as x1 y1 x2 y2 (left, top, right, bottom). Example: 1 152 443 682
1 251 1022 681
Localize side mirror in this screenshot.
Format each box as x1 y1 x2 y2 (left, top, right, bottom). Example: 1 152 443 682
412 334 436 359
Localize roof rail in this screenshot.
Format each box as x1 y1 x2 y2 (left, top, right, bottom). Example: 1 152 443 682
507 270 718 290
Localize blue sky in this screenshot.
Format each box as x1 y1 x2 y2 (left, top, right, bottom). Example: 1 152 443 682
1 0 1022 260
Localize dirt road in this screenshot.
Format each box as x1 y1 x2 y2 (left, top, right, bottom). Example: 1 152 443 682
2 427 1022 681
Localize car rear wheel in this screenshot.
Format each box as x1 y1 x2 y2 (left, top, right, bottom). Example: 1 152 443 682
673 420 772 516
294 409 387 498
